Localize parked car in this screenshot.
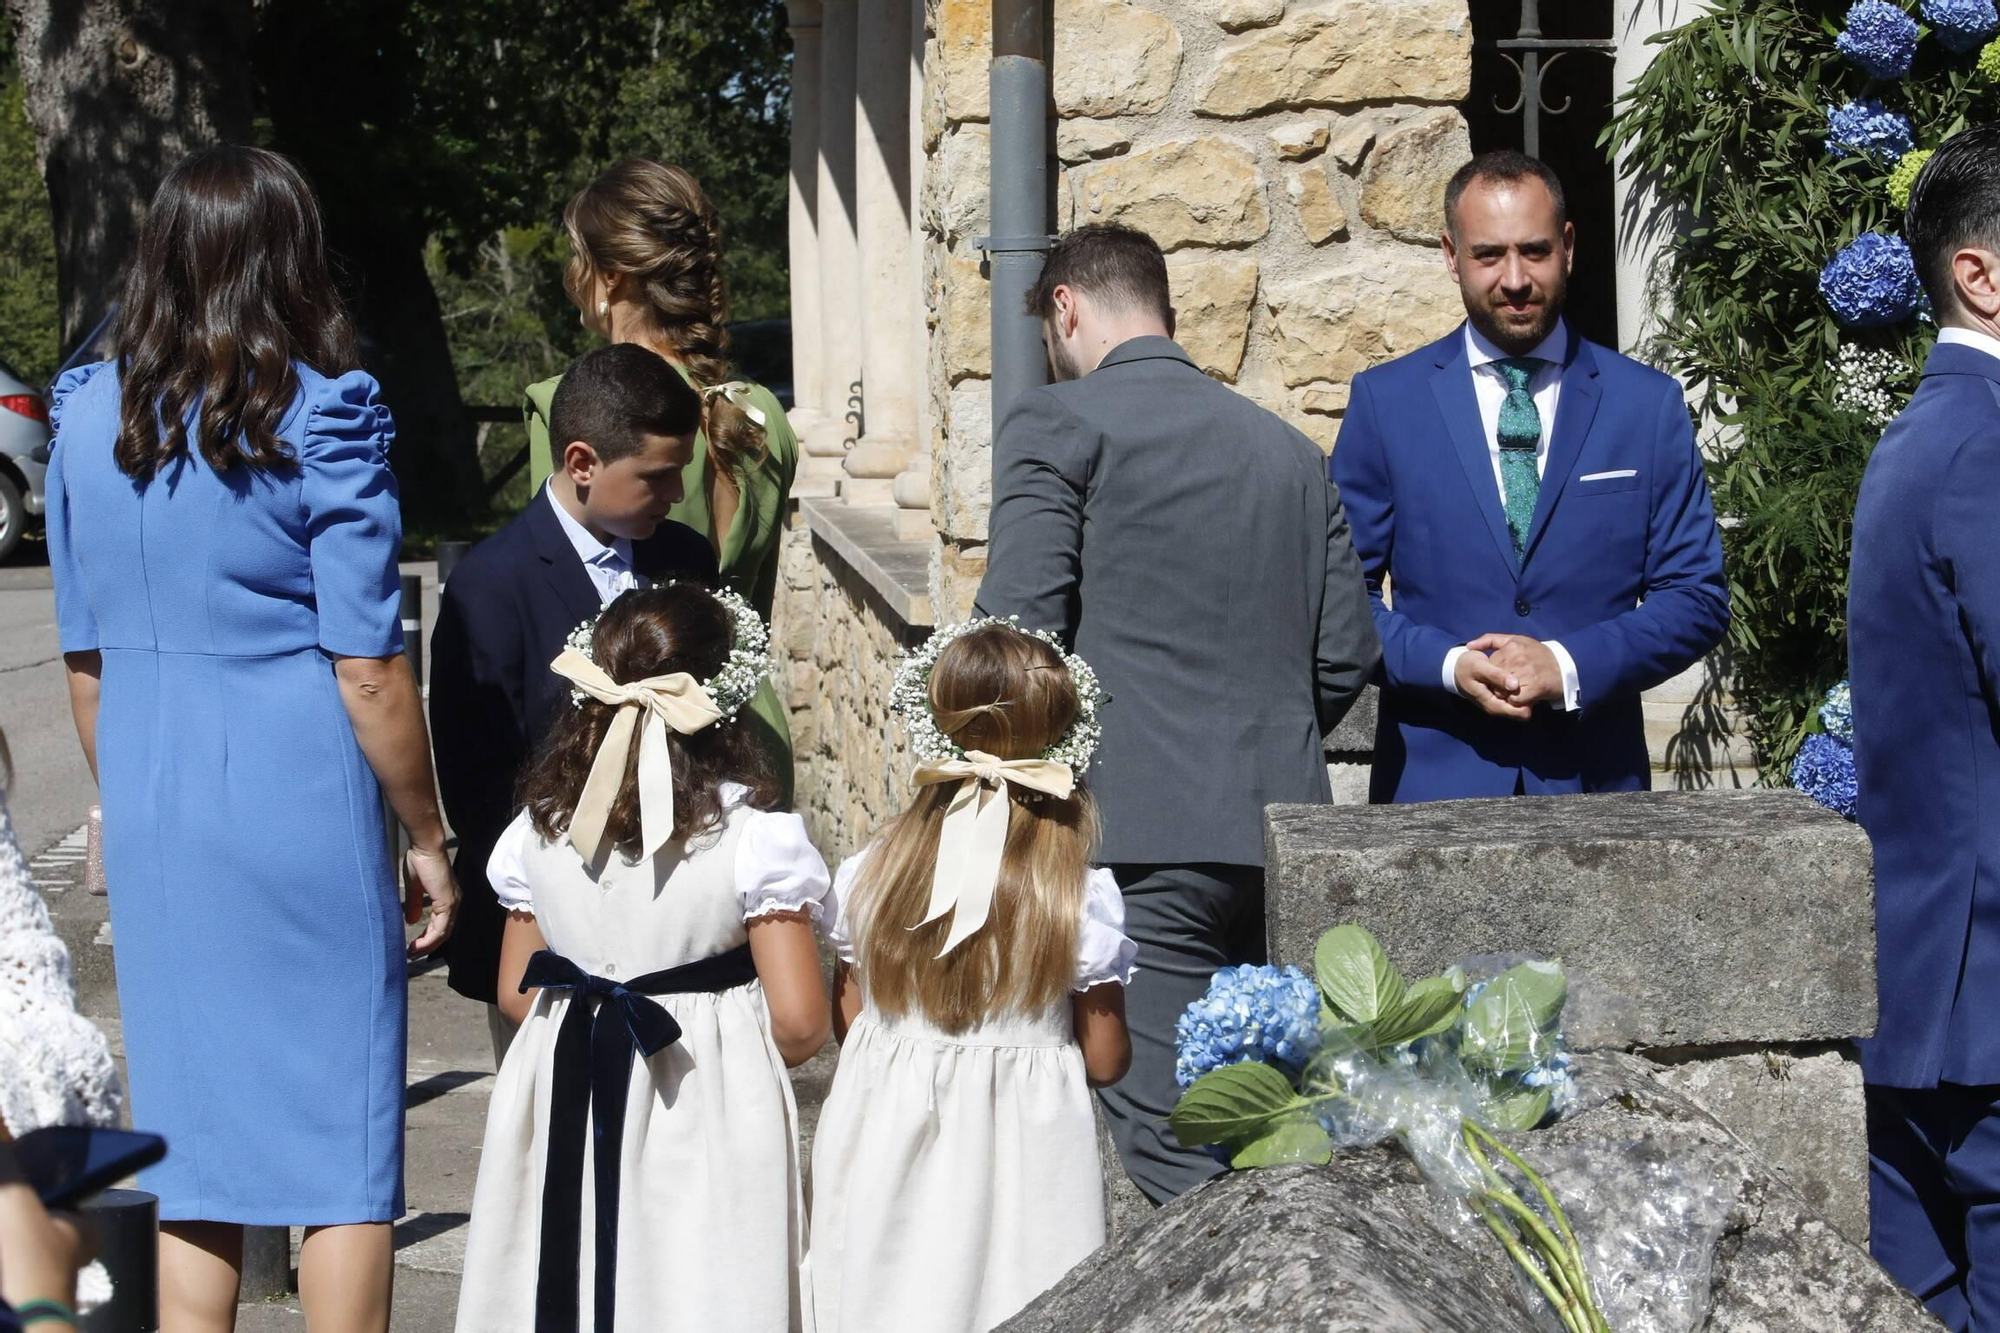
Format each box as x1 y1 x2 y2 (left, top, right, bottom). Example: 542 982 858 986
0 358 50 564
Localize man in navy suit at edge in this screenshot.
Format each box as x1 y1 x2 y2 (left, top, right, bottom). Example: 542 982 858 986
1331 150 1728 802
1850 123 2000 1331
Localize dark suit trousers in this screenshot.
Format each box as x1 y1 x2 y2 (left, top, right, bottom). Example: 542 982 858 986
1869 1082 2000 1330
1096 863 1266 1205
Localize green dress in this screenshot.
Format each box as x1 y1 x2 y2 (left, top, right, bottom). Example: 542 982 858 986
526 365 797 802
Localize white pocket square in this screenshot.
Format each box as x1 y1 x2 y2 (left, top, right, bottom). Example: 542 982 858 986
1579 469 1638 482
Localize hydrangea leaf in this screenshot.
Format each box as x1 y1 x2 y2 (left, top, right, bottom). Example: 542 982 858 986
1229 1119 1333 1170
1484 1083 1555 1133
1461 962 1567 1074
1368 973 1466 1049
1314 924 1406 1025
1168 1062 1304 1148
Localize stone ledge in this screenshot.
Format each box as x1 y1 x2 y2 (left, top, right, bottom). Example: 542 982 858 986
802 498 935 629
1322 683 1377 756
1263 790 1877 1049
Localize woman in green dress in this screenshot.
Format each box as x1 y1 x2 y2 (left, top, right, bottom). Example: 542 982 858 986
525 159 797 796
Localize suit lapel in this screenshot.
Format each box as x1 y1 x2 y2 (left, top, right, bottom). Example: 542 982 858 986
1429 339 1518 574
526 487 606 626
1521 333 1602 563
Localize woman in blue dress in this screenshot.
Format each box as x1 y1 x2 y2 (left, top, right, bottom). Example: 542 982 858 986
46 146 458 1333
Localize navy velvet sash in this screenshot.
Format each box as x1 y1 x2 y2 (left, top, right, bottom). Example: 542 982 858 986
521 943 759 1333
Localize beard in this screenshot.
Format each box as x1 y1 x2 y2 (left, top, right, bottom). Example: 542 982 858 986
1466 288 1565 357
1047 334 1086 383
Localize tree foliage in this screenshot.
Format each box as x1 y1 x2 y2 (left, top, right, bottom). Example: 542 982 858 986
1605 1 2000 773
0 23 55 385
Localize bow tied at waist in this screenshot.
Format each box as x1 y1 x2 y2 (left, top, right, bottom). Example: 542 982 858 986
908 751 1075 957
521 945 759 1333
550 647 723 865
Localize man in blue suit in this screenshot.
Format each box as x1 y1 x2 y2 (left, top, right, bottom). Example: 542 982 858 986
1849 124 2000 1331
1331 151 1728 801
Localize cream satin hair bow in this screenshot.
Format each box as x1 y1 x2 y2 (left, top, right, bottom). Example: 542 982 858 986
909 750 1075 957
700 380 768 429
550 647 724 865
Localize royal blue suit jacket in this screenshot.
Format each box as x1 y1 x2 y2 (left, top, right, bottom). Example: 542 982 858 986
1850 340 2000 1089
1330 325 1729 801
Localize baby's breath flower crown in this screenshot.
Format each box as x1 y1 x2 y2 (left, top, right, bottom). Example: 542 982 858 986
561 583 772 722
891 616 1105 774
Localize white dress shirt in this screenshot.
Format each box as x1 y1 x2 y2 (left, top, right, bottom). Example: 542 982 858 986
1939 325 2000 368
1442 320 1582 712
546 485 642 605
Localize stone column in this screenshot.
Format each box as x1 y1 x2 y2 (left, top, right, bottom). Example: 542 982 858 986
843 0 920 506
785 0 828 479
893 0 933 539
801 0 861 477
1612 0 1698 358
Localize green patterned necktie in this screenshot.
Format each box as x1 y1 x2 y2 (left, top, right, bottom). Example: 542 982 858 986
1495 357 1547 559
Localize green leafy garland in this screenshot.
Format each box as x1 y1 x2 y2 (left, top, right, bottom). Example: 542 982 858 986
1604 3 2000 773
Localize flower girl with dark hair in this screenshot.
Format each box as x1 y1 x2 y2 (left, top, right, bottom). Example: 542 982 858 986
455 583 829 1333
810 621 1136 1333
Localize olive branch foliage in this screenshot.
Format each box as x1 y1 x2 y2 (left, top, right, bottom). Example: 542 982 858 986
1603 2 1998 772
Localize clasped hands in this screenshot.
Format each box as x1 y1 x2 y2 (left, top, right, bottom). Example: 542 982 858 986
1453 633 1563 720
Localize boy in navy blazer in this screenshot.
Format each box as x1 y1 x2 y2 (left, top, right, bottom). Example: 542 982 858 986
429 345 716 1055
1332 152 1728 801
1850 124 2000 1331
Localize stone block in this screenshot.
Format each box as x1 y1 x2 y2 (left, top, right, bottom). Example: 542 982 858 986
1008 1054 1935 1333
1264 247 1462 386
935 244 990 383
1285 163 1346 245
1193 0 1287 30
923 122 990 245
1329 113 1377 172
1056 119 1131 165
1069 136 1269 252
1651 1044 1868 1244
935 380 993 541
1166 251 1258 382
931 539 987 625
1266 117 1328 160
932 0 990 124
1359 107 1471 245
1196 0 1473 120
1052 0 1182 119
1263 790 1878 1050
1322 681 1376 754
1299 381 1350 416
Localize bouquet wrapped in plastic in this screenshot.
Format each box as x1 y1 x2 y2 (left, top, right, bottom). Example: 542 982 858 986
1170 924 1606 1332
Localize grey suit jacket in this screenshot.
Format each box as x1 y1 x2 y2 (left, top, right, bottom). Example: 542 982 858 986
974 336 1379 866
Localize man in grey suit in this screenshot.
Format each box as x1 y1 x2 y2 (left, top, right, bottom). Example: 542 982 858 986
975 223 1380 1202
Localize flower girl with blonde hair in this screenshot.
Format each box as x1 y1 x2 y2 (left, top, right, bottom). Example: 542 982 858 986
810 620 1136 1333
455 583 828 1333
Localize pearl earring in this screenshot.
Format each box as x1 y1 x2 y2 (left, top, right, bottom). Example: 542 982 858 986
597 300 609 318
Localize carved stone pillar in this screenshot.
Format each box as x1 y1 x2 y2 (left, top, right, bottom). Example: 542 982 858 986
843 0 920 505
892 0 933 539
802 0 861 476
784 1 829 481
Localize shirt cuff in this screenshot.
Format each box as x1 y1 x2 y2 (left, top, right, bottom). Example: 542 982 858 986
1545 640 1581 712
1443 645 1467 697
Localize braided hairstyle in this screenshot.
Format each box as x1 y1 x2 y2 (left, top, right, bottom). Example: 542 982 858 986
563 160 768 481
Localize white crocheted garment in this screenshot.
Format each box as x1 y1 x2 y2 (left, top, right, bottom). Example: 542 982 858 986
0 789 121 1133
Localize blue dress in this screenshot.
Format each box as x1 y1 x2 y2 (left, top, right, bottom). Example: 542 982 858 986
45 361 407 1225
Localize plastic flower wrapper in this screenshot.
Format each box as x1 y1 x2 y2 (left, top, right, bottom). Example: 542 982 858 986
1825 99 1914 160
1923 0 1999 51
1837 0 1920 77
1820 232 1925 328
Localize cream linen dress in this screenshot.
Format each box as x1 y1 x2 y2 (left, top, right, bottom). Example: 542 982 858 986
809 852 1137 1333
455 786 828 1333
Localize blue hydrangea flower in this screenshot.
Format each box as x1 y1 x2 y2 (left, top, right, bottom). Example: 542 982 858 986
1924 0 2000 51
1174 963 1322 1088
1521 1050 1578 1118
1825 99 1916 160
1792 732 1860 820
1839 0 1921 77
1819 681 1855 744
1820 233 1925 328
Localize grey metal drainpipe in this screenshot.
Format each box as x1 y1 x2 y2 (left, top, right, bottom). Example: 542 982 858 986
978 0 1050 429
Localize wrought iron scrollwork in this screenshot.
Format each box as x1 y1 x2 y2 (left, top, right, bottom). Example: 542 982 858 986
843 379 864 450
1484 0 1616 158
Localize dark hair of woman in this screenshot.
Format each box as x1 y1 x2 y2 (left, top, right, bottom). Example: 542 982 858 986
517 583 781 854
113 144 359 482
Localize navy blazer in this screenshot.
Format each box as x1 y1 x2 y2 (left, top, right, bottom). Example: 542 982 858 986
428 490 717 1004
1850 340 2000 1088
1331 325 1729 801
